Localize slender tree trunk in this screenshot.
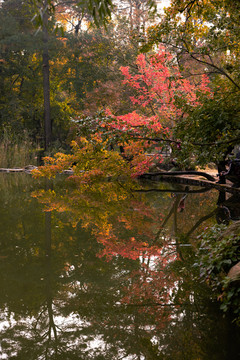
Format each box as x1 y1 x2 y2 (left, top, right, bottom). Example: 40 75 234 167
42 0 51 150
129 0 133 32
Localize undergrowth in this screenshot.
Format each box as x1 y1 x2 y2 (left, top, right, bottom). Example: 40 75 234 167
0 127 40 168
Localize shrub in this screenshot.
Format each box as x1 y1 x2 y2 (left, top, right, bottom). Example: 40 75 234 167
195 222 240 324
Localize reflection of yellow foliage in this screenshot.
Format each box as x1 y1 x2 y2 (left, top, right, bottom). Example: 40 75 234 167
31 53 38 62
32 134 218 265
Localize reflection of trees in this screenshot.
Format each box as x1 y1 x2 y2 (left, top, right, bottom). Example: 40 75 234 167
44 210 59 354
0 174 239 358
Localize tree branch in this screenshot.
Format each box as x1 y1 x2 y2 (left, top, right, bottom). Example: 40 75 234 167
189 53 240 91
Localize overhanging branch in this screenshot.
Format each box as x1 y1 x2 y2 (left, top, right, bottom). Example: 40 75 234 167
131 135 240 147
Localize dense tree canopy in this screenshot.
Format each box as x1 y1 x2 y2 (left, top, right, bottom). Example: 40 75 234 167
1 0 239 164
0 0 155 150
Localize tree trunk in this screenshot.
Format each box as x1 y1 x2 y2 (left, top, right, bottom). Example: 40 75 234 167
42 0 51 150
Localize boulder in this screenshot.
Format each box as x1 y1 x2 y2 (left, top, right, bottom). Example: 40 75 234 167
227 261 240 281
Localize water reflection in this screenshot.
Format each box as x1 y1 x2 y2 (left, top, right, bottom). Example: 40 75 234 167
0 173 239 359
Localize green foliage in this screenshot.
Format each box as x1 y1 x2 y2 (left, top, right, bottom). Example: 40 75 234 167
195 222 240 323
77 0 114 26
174 87 240 166
31 0 156 28
0 0 74 145
0 0 140 152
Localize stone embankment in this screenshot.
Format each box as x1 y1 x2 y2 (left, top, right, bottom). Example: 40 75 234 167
0 165 38 173
0 166 74 175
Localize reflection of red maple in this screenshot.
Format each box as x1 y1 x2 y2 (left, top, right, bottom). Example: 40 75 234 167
120 256 178 331
32 178 218 333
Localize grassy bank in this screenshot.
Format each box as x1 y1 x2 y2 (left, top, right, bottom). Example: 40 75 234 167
0 129 40 168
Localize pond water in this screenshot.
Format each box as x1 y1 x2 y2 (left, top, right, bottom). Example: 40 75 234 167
0 173 239 359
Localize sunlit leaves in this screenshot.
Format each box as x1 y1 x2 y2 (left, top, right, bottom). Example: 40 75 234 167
147 0 240 90
32 136 135 182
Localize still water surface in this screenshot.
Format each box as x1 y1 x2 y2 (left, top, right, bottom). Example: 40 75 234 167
0 173 239 359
